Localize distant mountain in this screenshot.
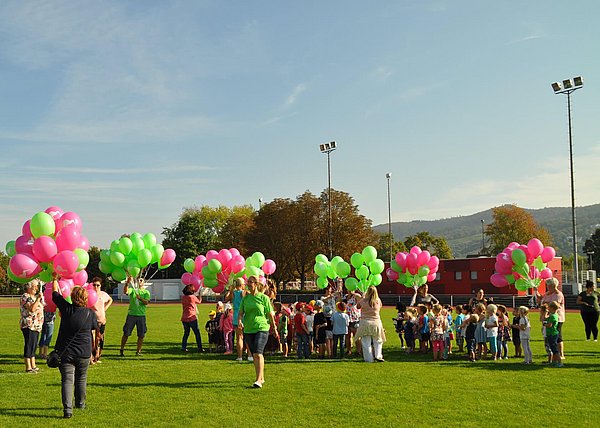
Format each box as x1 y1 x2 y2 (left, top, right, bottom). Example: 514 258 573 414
373 204 600 258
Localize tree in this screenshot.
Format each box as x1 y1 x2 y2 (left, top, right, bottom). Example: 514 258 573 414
404 231 453 259
486 205 553 254
583 228 600 272
0 250 10 294
216 205 256 255
376 233 407 262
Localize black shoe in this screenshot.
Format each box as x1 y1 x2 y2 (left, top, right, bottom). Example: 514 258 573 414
63 413 73 419
374 358 385 362
119 350 124 357
76 404 86 409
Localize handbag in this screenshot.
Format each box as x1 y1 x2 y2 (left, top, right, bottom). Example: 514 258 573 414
47 310 90 369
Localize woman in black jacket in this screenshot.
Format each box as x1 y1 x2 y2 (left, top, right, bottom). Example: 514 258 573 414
52 280 97 419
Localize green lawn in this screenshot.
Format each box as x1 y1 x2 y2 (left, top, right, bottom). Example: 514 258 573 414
0 303 598 427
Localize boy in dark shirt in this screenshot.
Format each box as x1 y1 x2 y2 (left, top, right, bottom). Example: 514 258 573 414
205 311 219 352
466 314 478 362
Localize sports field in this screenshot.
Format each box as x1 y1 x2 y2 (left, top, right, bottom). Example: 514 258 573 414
0 303 597 427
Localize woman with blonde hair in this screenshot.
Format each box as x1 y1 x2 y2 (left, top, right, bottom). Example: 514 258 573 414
356 286 386 362
19 279 44 373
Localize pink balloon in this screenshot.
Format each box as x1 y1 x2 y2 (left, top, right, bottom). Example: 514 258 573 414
217 271 229 286
408 264 418 275
80 235 90 251
410 246 422 255
190 275 202 289
229 248 240 258
53 250 79 279
60 212 82 232
527 238 544 258
427 256 440 271
259 275 266 285
417 250 431 267
45 206 64 221
529 267 540 280
22 220 33 239
491 273 508 288
55 225 81 252
181 272 193 286
262 259 276 275
160 249 176 266
386 268 399 281
513 272 521 280
406 253 418 269
72 270 88 286
15 235 34 254
9 253 41 278
231 255 246 274
427 272 437 282
507 242 520 250
540 268 553 280
495 259 512 274
194 255 206 272
540 246 556 263
395 252 407 269
206 250 219 261
86 287 98 308
33 236 58 263
43 286 57 312
213 284 225 294
58 279 74 298
217 249 232 266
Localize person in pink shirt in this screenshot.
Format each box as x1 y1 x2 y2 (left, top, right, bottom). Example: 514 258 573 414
219 303 234 354
181 284 203 352
90 278 113 364
537 277 566 359
356 286 386 362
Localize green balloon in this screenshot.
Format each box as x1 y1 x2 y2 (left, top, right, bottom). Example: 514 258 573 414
137 249 152 267
208 259 222 274
130 232 142 241
370 273 383 286
532 256 545 271
327 266 337 280
150 244 164 263
361 246 377 264
110 240 120 253
515 278 529 291
358 279 369 293
252 252 265 268
330 256 343 270
99 260 114 274
204 278 218 288
100 249 111 262
350 253 364 269
111 267 127 282
118 237 133 255
511 249 526 266
356 265 369 280
5 240 16 257
315 254 329 264
64 295 72 304
505 274 516 284
369 259 385 275
184 258 196 273
143 233 157 249
158 262 171 270
201 266 215 279
245 266 261 278
316 276 329 289
417 275 427 286
417 265 430 277
110 251 125 267
30 212 55 238
390 259 401 272
74 248 89 271
8 269 32 284
314 262 329 277
126 259 141 277
515 263 529 277
131 237 145 255
344 277 358 291
39 268 53 283
397 273 408 285
335 261 351 278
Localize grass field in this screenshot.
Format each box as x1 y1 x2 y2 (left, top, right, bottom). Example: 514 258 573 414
0 303 598 427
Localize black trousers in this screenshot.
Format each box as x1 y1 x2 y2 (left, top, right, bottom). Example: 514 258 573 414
581 311 599 340
59 357 90 415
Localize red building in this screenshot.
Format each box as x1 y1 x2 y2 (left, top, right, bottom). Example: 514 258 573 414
377 257 563 296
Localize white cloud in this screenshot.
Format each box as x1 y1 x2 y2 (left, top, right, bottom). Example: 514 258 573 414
283 83 308 109
372 66 393 81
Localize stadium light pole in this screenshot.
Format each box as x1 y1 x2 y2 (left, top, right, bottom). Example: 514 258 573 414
386 172 393 263
319 141 337 259
481 219 485 255
551 76 583 287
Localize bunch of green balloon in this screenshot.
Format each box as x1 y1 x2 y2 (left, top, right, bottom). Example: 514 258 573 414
345 246 384 292
313 254 352 289
98 233 175 282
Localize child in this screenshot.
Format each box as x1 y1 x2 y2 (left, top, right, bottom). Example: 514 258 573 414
454 305 465 353
403 309 417 354
305 305 315 355
417 305 430 353
274 302 289 357
484 304 499 360
518 306 532 364
546 301 563 367
511 307 522 358
474 303 487 359
313 300 327 359
294 302 310 359
444 305 454 358
393 302 406 349
429 304 447 361
465 314 478 362
38 308 55 360
540 303 552 363
331 302 350 359
205 311 219 352
219 303 234 355
496 304 511 360
215 301 225 352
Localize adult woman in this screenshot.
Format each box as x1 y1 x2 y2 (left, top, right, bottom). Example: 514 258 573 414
538 277 565 359
467 289 487 311
237 275 278 388
52 280 98 419
356 286 386 362
410 284 439 307
19 279 44 373
576 280 600 341
180 284 203 352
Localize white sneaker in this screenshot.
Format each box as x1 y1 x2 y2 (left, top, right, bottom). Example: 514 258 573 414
248 356 254 362
236 357 243 362
252 381 262 388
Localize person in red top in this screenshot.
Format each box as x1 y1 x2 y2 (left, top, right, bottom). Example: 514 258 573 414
180 285 203 352
294 302 310 359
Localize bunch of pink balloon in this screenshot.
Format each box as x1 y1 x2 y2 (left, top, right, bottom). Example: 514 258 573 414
490 239 555 291
41 280 99 313
6 207 90 286
387 246 440 288
181 248 246 294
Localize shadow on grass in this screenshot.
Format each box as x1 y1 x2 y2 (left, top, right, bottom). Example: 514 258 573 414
88 380 239 389
0 406 62 419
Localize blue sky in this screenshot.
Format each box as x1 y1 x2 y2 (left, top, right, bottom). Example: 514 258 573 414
1 1 599 249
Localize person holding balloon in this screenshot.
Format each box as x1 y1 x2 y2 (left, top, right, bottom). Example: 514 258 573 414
537 277 565 360
119 276 151 357
410 284 439 307
180 284 204 353
356 286 386 362
19 279 44 373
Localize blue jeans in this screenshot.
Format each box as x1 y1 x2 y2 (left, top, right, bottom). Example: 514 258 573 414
296 333 310 358
487 337 498 357
333 334 346 358
182 320 203 351
59 357 90 415
496 337 508 359
39 321 54 347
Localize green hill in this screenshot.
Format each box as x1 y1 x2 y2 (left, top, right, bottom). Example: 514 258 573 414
373 204 600 258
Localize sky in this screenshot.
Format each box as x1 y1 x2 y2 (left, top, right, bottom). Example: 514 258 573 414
1 0 600 249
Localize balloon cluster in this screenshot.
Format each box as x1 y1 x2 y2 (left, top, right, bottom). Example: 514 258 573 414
5 206 90 286
387 246 440 288
490 239 555 291
42 281 99 313
182 249 276 294
313 246 384 293
98 233 175 282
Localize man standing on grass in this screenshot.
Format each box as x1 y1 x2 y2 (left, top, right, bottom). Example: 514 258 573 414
119 276 150 357
91 277 113 364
